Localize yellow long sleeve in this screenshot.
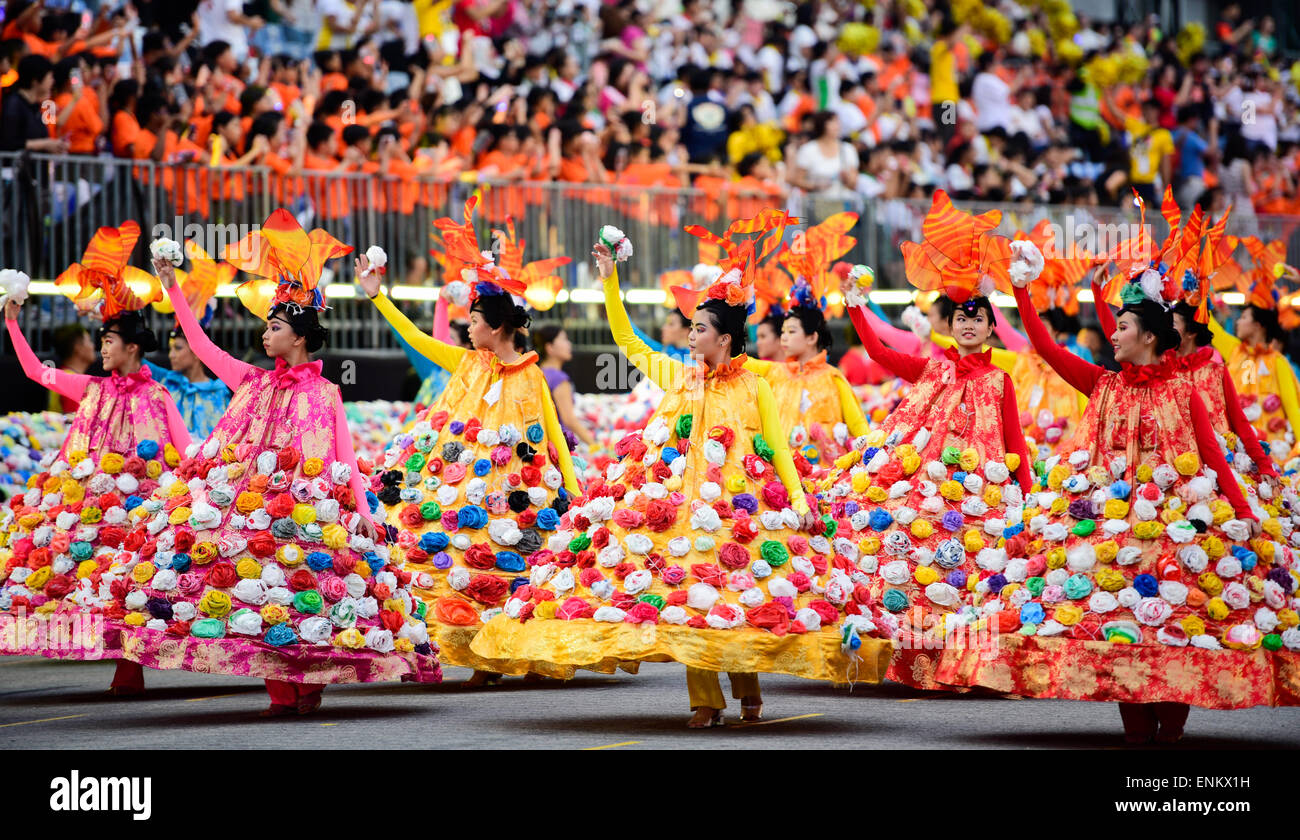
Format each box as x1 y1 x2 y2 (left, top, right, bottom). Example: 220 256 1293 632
742 357 774 376
1277 357 1300 435
834 374 871 437
930 331 1017 374
538 382 582 496
1207 314 1241 361
372 291 467 372
604 269 683 390
757 376 810 516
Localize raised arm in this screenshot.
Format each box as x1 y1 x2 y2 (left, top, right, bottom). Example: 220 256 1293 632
756 376 810 516
1220 367 1278 478
1091 278 1117 338
833 373 871 438
630 319 690 362
538 383 582 496
371 291 467 373
846 305 928 382
602 267 684 390
1189 391 1256 522
1012 284 1103 395
859 305 923 354
1206 313 1240 361
999 371 1035 488
387 319 437 380
165 275 256 389
5 315 91 401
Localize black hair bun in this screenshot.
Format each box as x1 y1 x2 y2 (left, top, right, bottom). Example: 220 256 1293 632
472 293 531 333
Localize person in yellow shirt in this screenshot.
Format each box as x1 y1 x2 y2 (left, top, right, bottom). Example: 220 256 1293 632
1123 99 1174 207
1209 306 1300 463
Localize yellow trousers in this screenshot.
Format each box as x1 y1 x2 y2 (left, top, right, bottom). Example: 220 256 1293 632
685 668 760 709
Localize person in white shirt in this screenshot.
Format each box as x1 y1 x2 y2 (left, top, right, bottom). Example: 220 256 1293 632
196 0 262 63
971 52 1013 134
1239 76 1279 151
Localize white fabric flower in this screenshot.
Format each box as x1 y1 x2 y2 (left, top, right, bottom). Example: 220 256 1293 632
150 238 183 267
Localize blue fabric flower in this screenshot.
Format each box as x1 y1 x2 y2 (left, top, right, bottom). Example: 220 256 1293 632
1230 545 1258 570
509 577 530 594
449 420 465 435
136 440 160 459
941 510 965 531
945 569 967 589
473 458 492 477
420 532 450 553
1002 522 1024 538
171 553 192 573
527 423 545 444
868 508 893 531
661 446 680 464
844 501 860 517
1020 602 1045 624
124 495 143 511
952 471 967 484
265 624 298 646
458 505 488 529
306 551 333 572
495 551 526 572
431 552 452 570
366 490 379 514
1133 574 1159 597
364 550 384 571
535 508 560 531
1109 480 1131 499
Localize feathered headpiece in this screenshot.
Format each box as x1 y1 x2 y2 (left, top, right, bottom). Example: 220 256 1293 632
222 209 352 319
432 196 524 304
676 209 797 317
900 191 1012 303
55 221 162 319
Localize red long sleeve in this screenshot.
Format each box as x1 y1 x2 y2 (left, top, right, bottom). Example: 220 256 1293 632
1220 367 1278 478
1091 280 1117 338
847 305 928 383
1189 391 1255 520
1014 285 1103 395
999 371 1035 489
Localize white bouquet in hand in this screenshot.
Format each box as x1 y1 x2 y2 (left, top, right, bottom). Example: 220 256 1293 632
150 238 184 267
442 280 470 308
0 269 31 306
598 225 633 262
1008 240 1044 288
844 264 874 307
901 305 930 341
362 245 388 277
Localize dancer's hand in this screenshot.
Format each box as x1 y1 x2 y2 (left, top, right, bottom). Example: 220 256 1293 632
4 299 19 321
1247 517 1262 540
591 242 614 280
357 516 378 542
153 256 177 288
355 254 382 299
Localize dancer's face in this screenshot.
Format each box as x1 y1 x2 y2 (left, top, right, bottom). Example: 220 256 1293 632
755 322 780 360
689 311 730 365
262 313 304 358
169 334 199 372
99 330 138 372
951 308 992 351
1111 312 1155 364
781 316 819 359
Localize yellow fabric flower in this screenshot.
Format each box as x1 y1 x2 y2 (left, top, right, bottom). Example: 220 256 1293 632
1053 605 1083 625
914 566 941 585
1255 540 1274 562
67 449 87 466
323 524 349 550
261 604 290 624
192 542 217 565
27 567 52 589
146 460 163 479
164 443 180 467
130 507 149 523
334 628 366 649
62 481 85 503
1210 499 1233 525
168 507 192 526
958 448 980 471
896 444 917 460
199 590 232 618
1180 615 1205 636
1262 518 1282 539
19 512 44 529
910 519 934 539
291 504 317 525
355 560 372 578
664 475 683 492
726 475 748 494
866 485 888 503
864 430 886 447
42 474 62 493
535 600 559 619
81 507 103 525
1206 597 1229 621
222 443 239 463
167 483 188 498
1000 583 1019 599
383 598 407 615
1095 567 1126 591
851 472 870 493
34 600 58 615
1047 464 1069 490
303 457 324 477
1133 521 1164 539
1159 507 1184 525
131 562 157 584
983 485 1002 507
1173 452 1200 476
227 463 247 481
1197 572 1223 596
394 637 415 653
963 530 984 553
1277 609 1299 629
858 537 881 555
1136 464 1154 483
939 480 964 501
123 612 148 627
1046 548 1067 569
236 492 264 514
76 560 98 579
902 453 921 475
236 559 263 579
1103 499 1129 519
277 545 304 567
1095 539 1118 564
1049 497 1068 516
100 453 125 474
1201 535 1225 559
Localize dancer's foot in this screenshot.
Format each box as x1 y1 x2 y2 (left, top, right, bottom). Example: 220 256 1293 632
259 704 297 718
463 670 502 688
105 685 144 697
687 707 724 728
296 696 322 716
739 696 763 722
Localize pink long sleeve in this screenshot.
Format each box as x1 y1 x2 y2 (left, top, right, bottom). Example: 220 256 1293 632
162 395 193 453
167 283 256 390
992 317 1029 353
7 318 89 401
860 306 923 355
334 395 375 529
431 294 450 343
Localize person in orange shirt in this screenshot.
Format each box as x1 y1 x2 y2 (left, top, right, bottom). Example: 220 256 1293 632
728 151 785 220
269 54 303 112
108 79 141 157
49 56 104 155
314 50 348 93
476 123 530 222
247 111 300 205
617 139 681 224
303 119 359 221
209 110 271 208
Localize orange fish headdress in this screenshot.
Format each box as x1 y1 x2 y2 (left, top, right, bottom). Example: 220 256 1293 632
432 196 524 304
900 191 1012 304
491 216 571 312
676 208 797 317
778 211 858 317
222 209 352 319
55 221 162 319
1016 218 1099 316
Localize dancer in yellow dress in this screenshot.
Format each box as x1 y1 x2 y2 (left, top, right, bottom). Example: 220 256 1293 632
355 198 581 683
472 219 893 727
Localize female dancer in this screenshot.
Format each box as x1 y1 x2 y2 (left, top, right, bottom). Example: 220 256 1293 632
938 233 1295 744
108 211 439 715
534 323 598 450
356 197 580 684
472 220 893 728
1 222 191 695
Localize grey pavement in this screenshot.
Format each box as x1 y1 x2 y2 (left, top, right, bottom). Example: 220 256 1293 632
0 656 1296 749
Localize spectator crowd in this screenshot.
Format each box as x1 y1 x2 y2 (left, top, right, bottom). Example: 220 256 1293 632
0 0 1297 234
